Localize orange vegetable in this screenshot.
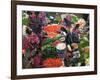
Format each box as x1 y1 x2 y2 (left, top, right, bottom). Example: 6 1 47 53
43 24 61 38
43 58 63 67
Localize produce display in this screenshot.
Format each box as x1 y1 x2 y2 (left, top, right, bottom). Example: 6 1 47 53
22 11 89 68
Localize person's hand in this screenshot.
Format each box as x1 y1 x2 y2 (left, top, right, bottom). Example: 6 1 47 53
67 45 72 51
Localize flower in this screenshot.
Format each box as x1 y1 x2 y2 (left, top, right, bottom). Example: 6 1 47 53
77 18 86 29
43 58 63 67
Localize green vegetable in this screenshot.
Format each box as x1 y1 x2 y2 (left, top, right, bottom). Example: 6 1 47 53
22 18 29 26
71 15 79 23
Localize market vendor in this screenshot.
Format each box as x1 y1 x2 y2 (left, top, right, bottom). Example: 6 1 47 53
71 43 80 66
64 26 80 66
65 26 80 45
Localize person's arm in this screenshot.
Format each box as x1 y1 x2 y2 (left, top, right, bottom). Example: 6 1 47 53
67 45 72 51
73 33 80 43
